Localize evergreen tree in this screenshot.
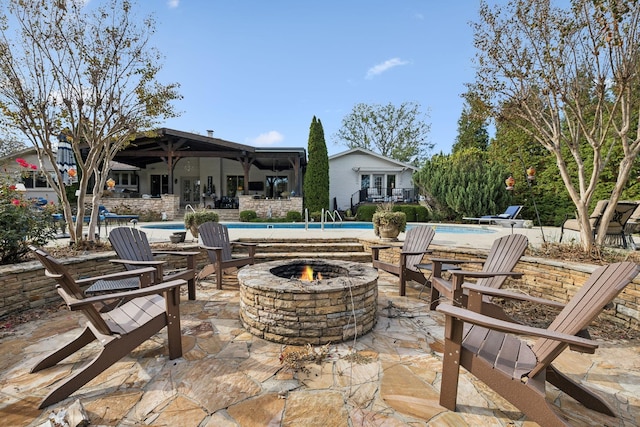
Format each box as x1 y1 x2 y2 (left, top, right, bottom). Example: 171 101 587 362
303 116 329 213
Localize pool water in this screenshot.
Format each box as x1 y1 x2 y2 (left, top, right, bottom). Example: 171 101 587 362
142 222 496 234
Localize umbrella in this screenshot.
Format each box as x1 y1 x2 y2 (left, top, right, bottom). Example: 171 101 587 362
56 130 78 185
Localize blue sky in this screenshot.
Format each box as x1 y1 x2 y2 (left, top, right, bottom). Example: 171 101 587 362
142 1 487 156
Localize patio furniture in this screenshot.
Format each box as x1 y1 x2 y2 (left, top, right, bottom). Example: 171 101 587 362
109 227 199 300
560 200 638 247
197 221 257 289
623 203 640 250
371 225 436 296
436 261 640 426
463 205 523 224
29 246 186 408
428 234 529 320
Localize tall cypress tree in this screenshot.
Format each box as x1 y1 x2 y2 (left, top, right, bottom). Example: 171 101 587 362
303 116 330 213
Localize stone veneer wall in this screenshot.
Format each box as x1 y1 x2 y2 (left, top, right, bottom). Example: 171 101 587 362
101 194 180 220
0 245 208 318
238 195 303 219
2 241 640 332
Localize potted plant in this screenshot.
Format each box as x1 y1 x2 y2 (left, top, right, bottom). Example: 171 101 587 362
372 202 406 241
184 210 219 239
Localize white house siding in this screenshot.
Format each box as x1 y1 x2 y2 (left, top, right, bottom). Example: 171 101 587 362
329 148 417 211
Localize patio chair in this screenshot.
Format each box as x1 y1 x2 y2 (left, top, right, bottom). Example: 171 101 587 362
197 221 257 289
463 205 523 224
109 227 199 300
371 225 436 296
391 188 404 202
560 200 638 248
623 203 640 250
29 246 186 408
428 234 529 319
436 261 640 426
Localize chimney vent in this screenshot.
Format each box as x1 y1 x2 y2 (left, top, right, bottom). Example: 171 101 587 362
206 129 214 137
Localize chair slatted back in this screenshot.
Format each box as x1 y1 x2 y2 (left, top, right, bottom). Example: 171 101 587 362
478 234 528 289
404 226 436 273
199 222 233 263
29 246 113 335
109 227 155 270
530 262 640 377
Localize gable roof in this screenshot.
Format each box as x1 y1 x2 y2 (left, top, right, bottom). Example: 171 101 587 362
329 147 418 171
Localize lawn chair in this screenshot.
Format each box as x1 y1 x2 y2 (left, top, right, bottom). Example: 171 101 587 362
436 261 640 426
463 205 523 224
428 234 529 320
371 225 436 296
197 221 257 289
560 200 638 247
623 203 640 250
109 227 199 300
29 246 186 408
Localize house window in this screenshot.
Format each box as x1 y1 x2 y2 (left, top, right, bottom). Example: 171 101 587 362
21 171 51 188
373 174 384 190
112 172 137 187
361 174 370 189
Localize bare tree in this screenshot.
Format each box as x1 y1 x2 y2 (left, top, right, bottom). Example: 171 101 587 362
333 102 432 163
0 0 181 244
472 0 640 250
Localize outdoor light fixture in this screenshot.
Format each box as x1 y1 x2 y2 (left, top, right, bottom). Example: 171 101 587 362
505 175 515 190
106 178 116 190
526 167 536 181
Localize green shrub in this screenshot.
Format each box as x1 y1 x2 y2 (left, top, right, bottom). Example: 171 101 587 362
239 210 258 222
286 210 302 222
393 205 417 222
355 205 377 222
184 210 219 238
310 211 322 221
415 205 429 222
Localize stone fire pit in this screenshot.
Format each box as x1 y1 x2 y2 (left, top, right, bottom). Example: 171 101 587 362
237 259 378 345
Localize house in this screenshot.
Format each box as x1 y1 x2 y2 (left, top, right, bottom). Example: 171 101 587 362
329 148 418 211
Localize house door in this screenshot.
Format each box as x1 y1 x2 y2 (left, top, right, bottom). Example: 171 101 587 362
181 177 201 206
150 174 169 197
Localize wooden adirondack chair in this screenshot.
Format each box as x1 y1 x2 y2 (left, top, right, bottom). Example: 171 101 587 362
29 246 186 409
109 227 199 300
428 234 529 319
371 225 436 296
197 221 257 289
436 261 640 427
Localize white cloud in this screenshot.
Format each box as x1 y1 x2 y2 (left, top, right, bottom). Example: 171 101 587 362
167 0 179 8
365 58 409 80
248 131 284 146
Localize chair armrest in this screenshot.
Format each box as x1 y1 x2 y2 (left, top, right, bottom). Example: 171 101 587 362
463 282 565 309
436 304 598 353
67 279 187 309
199 244 224 251
152 250 200 256
230 242 257 247
370 245 393 250
449 270 524 280
110 259 166 266
75 266 157 285
429 257 484 265
401 250 432 256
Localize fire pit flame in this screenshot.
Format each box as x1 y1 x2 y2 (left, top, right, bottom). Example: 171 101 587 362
299 265 322 281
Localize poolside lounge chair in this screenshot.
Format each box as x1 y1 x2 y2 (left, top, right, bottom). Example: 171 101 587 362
371 225 436 296
560 200 638 248
109 227 199 300
198 221 257 289
463 205 523 224
29 246 186 408
436 261 640 426
429 234 529 320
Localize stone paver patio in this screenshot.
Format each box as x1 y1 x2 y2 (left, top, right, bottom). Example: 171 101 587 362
2 267 640 427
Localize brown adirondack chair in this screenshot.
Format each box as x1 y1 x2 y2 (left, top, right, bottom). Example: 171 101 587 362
371 225 436 296
436 261 640 427
428 233 529 319
109 227 199 300
29 246 186 409
197 221 257 289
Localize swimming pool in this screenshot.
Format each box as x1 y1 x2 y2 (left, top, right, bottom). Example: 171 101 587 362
142 222 496 234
